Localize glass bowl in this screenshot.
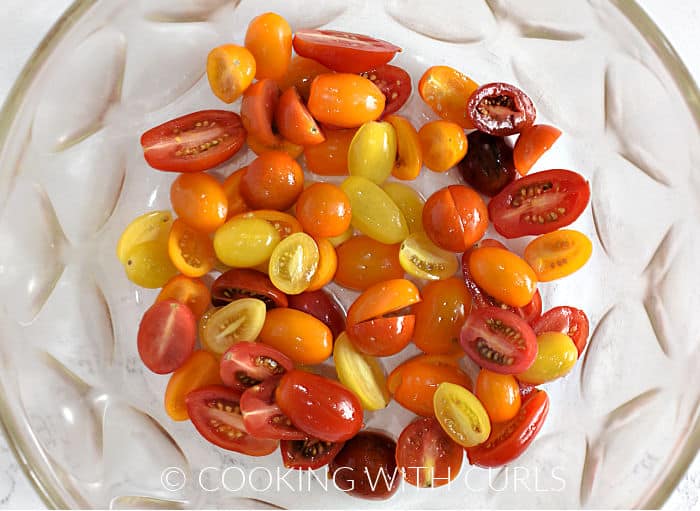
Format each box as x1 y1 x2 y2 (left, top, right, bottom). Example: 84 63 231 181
1 0 699 508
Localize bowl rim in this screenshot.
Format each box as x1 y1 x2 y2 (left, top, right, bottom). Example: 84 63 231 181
0 0 698 508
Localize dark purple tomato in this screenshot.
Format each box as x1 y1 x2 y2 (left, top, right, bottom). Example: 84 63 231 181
467 82 536 136
458 131 516 197
287 289 346 339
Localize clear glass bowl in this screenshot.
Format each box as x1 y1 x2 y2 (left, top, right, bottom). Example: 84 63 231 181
0 0 699 508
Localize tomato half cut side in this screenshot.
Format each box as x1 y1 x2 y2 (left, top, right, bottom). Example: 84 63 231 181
460 306 537 374
466 389 549 468
137 300 196 374
240 376 307 440
360 65 412 118
280 438 344 470
275 86 325 146
211 268 288 308
240 79 281 147
186 385 279 455
533 306 590 355
220 342 294 393
141 110 246 173
467 82 536 137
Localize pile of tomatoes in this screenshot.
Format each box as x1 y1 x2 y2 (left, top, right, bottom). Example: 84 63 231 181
117 11 594 501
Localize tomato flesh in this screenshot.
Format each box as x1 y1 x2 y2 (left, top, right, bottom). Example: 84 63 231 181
211 268 288 309
467 82 536 136
360 65 412 118
219 342 294 393
240 376 307 440
533 306 590 355
137 300 196 374
281 438 344 470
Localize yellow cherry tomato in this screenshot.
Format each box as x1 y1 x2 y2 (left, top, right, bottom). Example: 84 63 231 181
268 232 319 295
116 210 173 265
124 240 178 289
333 332 390 411
433 382 491 448
382 182 425 234
399 231 459 281
201 298 267 355
214 217 281 268
348 121 397 184
516 332 578 385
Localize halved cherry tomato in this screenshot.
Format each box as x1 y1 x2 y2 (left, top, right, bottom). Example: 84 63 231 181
385 115 422 180
516 332 578 385
200 298 267 355
241 151 304 211
513 124 562 176
459 131 516 197
468 246 538 307
276 55 330 101
460 306 537 374
186 385 278 455
170 173 228 233
399 231 458 281
347 279 420 357
418 121 468 172
306 238 337 292
165 350 222 421
422 185 488 252
524 229 593 282
211 268 288 309
276 370 363 442
116 210 173 265
467 82 536 136
220 342 293 392
268 232 319 295
396 417 463 488
246 133 304 159
295 183 352 239
488 169 591 239
533 306 589 355
466 389 549 467
335 235 404 291
433 382 490 447
123 240 178 289
280 438 344 470
412 277 471 355
141 111 245 173
244 12 292 81
418 65 479 128
213 216 280 268
168 219 216 278
348 121 397 184
287 289 346 339
240 79 281 147
308 74 385 128
275 87 325 146
259 308 332 365
206 45 256 104
156 274 211 319
475 369 521 423
303 128 355 176
234 210 302 240
293 29 401 73
388 354 472 417
138 299 196 374
382 182 424 233
222 167 251 219
334 332 390 411
360 65 412 118
240 375 306 440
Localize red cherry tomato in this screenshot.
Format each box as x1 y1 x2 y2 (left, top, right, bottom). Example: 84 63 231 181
293 29 401 73
275 87 325 146
211 268 288 308
467 82 536 136
280 438 344 470
360 65 412 118
137 300 196 374
533 306 590 355
513 124 562 176
140 110 245 173
219 342 294 393
240 79 281 147
287 289 346 340
422 185 489 252
240 376 307 440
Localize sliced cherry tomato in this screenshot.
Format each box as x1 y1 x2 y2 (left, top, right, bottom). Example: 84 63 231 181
335 235 404 291
268 232 319 295
524 229 593 282
346 277 420 327
418 65 479 128
333 332 390 411
137 300 196 374
382 182 425 233
466 389 549 467
399 231 458 281
303 128 355 176
241 151 304 211
489 169 591 238
116 210 173 265
412 277 471 355
141 110 245 173
211 268 288 309
220 342 293 392
516 332 578 385
275 87 325 146
287 289 346 339
222 167 251 219
418 120 468 172
422 185 488 252
513 124 562 176
259 308 332 365
348 121 397 184
469 246 538 307
460 306 537 374
276 55 330 101
467 82 536 136
433 382 490 447
123 240 178 289
360 65 412 118
295 183 352 239
475 369 521 423
186 385 278 455
396 417 463 488
387 354 471 416
213 216 280 268
459 131 516 197
156 274 211 319
168 219 216 278
206 45 256 104
240 79 281 147
385 115 422 180
308 74 385 128
234 210 302 240
533 306 589 355
200 298 267 355
240 375 306 440
293 29 401 73
246 133 304 159
165 350 222 421
170 173 228 233
276 370 363 442
306 238 337 292
280 438 344 470
244 12 292 81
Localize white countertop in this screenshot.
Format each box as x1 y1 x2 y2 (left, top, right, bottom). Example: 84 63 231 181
0 1 698 509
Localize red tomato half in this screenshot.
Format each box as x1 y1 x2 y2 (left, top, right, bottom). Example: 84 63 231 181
211 268 288 308
240 376 306 440
141 110 245 173
360 65 412 118
533 306 590 355
219 342 294 393
293 30 401 73
137 300 196 374
280 438 344 470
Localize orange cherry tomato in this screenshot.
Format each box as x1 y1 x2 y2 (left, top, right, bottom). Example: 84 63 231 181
241 151 304 211
418 66 479 129
222 167 251 219
156 274 211 320
469 246 538 308
234 210 302 239
259 308 333 365
418 120 468 172
422 185 489 252
241 79 281 147
276 55 331 101
244 12 292 81
412 277 472 355
164 350 222 421
275 87 325 146
170 173 228 233
523 229 592 282
475 369 521 423
303 128 355 176
207 44 256 103
306 238 338 292
387 354 472 417
335 235 404 291
385 115 422 180
308 73 385 128
513 124 562 176
246 133 304 159
295 183 352 238
168 219 216 278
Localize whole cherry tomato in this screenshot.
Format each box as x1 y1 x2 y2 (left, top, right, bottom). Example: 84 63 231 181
164 350 222 421
206 45 256 104
295 183 352 238
418 120 468 172
303 128 355 176
335 235 404 291
241 151 304 211
468 246 538 307
244 12 292 81
259 308 332 365
459 131 516 197
170 173 228 233
422 185 488 252
418 65 479 128
308 74 385 128
475 369 521 423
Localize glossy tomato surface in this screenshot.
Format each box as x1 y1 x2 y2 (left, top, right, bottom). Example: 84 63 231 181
211 268 288 308
467 82 536 136
533 306 590 355
137 300 196 374
459 131 516 197
259 308 332 365
219 342 294 392
287 289 346 339
164 350 222 421
308 74 386 128
239 375 306 440
422 185 488 252
360 65 412 118
281 438 344 470
335 235 404 291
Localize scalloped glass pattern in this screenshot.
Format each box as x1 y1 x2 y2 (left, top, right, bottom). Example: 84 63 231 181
0 0 699 509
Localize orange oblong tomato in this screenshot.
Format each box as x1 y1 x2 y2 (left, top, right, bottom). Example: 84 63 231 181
247 133 304 159
303 128 355 176
308 73 385 128
418 65 479 128
276 55 330 101
523 229 592 282
306 238 338 292
244 12 292 81
259 308 333 365
418 120 468 172
468 246 538 308
474 369 521 423
164 350 222 421
156 274 211 320
513 124 562 176
207 44 256 103
170 173 228 233
335 235 404 291
168 219 217 278
275 87 325 146
295 182 352 239
385 115 422 180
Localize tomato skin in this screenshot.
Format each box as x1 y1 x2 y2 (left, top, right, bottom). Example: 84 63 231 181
459 131 516 197
422 185 489 252
513 124 562 176
287 289 346 339
293 29 401 73
516 332 578 385
222 167 251 219
418 65 479 128
524 229 593 282
418 120 468 172
213 217 281 268
347 278 420 326
244 12 292 81
207 45 256 103
239 375 307 440
466 389 549 467
360 65 412 118
469 247 538 308
165 350 222 421
475 369 521 423
240 79 281 147
306 238 338 292
219 343 294 393
280 438 344 470
303 128 355 176
276 56 330 101
141 110 245 173
138 300 196 374
259 308 332 365
241 151 304 211
170 173 228 233
211 268 287 309
308 74 385 128
275 87 325 146
295 183 352 239
348 315 415 357
276 370 363 442
335 236 404 291
488 169 591 238
385 115 422 180
533 306 589 355
467 82 536 136
235 210 302 240
348 121 397 184
156 274 211 320
247 133 304 159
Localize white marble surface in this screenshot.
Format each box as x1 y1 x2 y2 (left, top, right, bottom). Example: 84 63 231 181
0 0 698 509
